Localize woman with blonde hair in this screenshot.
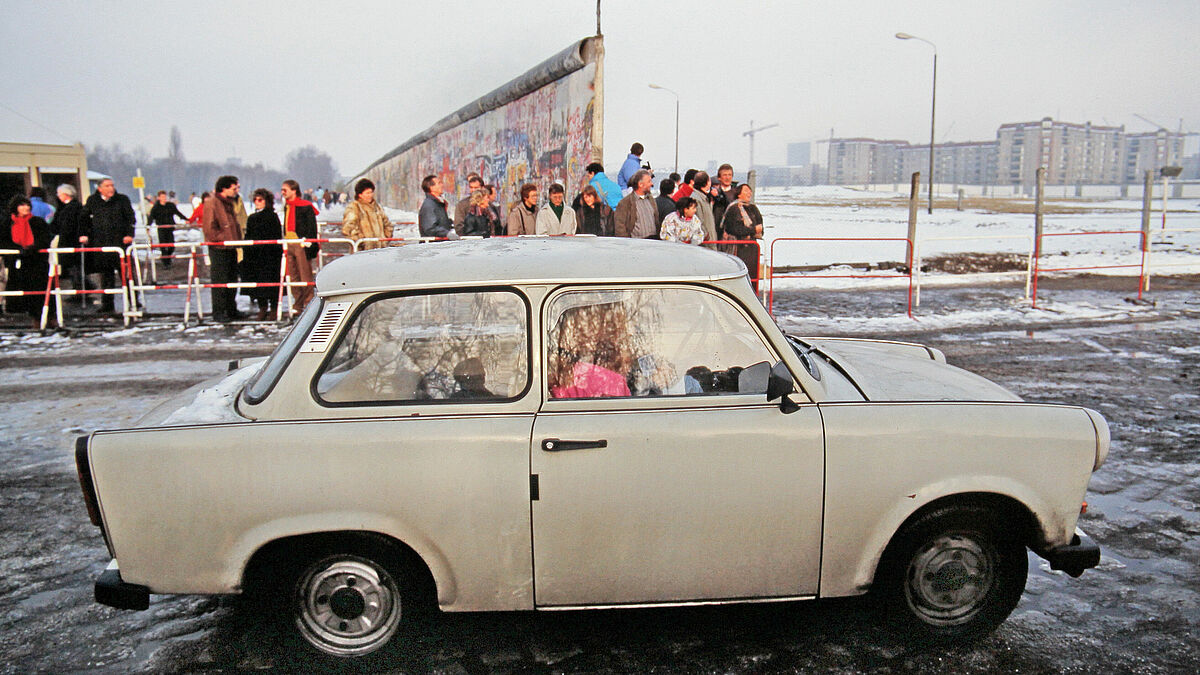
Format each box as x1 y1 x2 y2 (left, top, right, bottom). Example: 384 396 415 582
342 178 393 250
460 188 494 237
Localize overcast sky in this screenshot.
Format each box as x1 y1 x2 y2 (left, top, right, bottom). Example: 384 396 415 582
3 0 1198 179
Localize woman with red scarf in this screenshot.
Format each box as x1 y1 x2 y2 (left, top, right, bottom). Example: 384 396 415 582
2 195 53 322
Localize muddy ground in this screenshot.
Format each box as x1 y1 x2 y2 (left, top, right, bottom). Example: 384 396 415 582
0 276 1197 674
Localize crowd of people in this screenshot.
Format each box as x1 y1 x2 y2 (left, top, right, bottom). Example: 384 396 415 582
415 142 764 287
1 142 762 328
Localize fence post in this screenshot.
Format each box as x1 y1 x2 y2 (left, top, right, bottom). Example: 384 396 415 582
1142 169 1154 292
908 172 921 306
1034 167 1045 258
956 188 964 211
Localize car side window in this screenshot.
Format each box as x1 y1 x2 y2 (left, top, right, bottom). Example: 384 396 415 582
546 287 776 399
315 290 528 405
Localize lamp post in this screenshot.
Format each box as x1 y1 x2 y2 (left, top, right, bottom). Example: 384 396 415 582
896 32 937 214
648 83 679 175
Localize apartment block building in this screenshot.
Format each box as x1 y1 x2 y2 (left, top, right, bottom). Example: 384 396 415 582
824 117 1185 189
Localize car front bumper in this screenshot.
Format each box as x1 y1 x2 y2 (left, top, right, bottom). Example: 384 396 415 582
95 559 149 610
1038 528 1101 577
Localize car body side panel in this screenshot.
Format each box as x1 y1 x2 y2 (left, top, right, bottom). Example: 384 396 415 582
88 414 536 612
530 402 824 606
818 401 1096 598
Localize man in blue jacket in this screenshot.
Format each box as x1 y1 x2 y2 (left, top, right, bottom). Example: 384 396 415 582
583 162 623 210
616 143 644 195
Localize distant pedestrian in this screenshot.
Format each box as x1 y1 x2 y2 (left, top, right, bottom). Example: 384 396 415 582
461 188 493 237
281 179 320 313
659 197 704 245
617 142 644 195
614 170 659 239
536 183 577 235
656 178 677 226
147 190 188 267
507 183 539 236
573 185 614 236
1 195 53 323
186 192 209 225
241 188 283 320
29 187 55 222
201 176 245 322
719 183 764 290
672 169 698 201
341 178 393 250
189 192 200 209
81 178 135 313
453 173 484 235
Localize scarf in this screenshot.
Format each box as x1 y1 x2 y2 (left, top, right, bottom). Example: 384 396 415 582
285 198 319 234
550 203 564 220
10 213 34 248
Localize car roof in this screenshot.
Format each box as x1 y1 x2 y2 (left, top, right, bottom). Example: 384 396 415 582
316 237 748 295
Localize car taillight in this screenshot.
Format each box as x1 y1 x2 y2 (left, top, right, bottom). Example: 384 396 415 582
75 435 104 527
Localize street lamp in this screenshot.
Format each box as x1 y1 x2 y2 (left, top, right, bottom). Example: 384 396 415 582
896 32 937 214
648 83 679 175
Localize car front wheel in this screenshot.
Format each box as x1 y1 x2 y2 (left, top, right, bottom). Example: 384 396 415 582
879 505 1028 641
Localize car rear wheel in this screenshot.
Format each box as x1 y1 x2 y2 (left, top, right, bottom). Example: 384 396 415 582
878 505 1027 641
292 553 403 657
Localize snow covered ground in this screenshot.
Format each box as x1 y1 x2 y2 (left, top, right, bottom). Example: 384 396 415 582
755 185 1200 290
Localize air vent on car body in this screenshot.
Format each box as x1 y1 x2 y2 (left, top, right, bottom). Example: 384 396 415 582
301 302 352 353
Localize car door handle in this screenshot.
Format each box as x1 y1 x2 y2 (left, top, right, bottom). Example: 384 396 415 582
541 438 608 452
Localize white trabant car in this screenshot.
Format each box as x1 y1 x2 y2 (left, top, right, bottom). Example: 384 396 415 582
76 237 1107 659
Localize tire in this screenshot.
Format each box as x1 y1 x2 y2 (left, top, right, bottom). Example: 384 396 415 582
269 538 420 660
877 505 1028 642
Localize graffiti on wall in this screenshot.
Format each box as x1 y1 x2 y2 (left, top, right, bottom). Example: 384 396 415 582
358 37 602 215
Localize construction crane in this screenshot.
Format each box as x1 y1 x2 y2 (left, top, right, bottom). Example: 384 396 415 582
743 120 779 172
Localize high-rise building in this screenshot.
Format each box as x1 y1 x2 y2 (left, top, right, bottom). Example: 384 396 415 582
786 142 811 166
996 118 1124 191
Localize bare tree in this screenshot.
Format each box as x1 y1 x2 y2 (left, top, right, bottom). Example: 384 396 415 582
284 145 338 191
168 126 185 163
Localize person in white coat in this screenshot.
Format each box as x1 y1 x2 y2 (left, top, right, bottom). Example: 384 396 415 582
535 183 577 236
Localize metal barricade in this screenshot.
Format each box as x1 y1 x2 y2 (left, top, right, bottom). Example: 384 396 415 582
767 237 914 318
1031 230 1146 308
913 233 1035 306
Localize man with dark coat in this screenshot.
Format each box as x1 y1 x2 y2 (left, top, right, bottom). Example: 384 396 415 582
418 174 456 239
201 175 245 322
655 178 677 228
709 163 738 230
81 178 135 312
53 184 87 300
148 190 188 267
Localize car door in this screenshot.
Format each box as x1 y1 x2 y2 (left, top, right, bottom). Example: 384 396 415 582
530 285 824 607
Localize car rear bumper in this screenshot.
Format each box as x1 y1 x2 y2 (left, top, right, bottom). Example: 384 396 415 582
95 559 149 610
1038 527 1101 577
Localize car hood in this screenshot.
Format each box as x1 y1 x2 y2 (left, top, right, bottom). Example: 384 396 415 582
133 362 261 427
804 337 1022 402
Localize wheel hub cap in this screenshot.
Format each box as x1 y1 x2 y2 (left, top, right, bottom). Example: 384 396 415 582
906 534 995 625
296 558 401 656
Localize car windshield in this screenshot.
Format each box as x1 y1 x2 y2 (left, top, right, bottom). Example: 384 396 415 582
786 335 866 401
242 300 323 404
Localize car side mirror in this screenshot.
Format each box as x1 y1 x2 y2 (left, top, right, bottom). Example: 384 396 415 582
767 361 801 414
